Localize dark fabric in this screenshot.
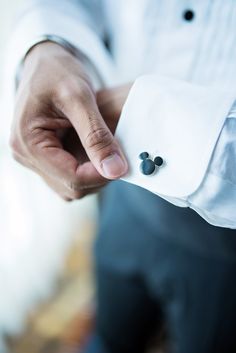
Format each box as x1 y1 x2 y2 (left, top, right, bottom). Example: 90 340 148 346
95 269 163 353
86 181 236 353
95 181 236 272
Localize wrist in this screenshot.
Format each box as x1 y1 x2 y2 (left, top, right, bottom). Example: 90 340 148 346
18 36 97 92
24 41 75 66
25 34 82 60
21 41 92 90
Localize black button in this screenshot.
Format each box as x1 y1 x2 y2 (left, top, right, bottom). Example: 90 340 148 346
183 9 194 21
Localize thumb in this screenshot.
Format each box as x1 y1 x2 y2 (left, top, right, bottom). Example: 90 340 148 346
62 86 128 179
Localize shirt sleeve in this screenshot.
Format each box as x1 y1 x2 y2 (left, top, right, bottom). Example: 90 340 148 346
115 75 236 225
187 101 236 229
5 0 115 90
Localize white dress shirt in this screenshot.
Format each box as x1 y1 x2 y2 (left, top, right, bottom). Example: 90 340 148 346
6 0 236 228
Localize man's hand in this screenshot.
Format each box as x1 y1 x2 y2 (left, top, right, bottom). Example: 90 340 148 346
10 42 129 200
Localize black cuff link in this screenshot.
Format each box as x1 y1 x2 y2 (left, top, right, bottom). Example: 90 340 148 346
139 152 164 175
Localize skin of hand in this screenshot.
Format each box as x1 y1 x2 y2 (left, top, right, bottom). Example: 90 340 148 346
10 42 131 201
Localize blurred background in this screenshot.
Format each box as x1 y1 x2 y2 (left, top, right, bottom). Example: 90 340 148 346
0 1 97 352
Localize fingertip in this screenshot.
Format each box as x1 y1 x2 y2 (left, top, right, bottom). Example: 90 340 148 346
100 152 128 179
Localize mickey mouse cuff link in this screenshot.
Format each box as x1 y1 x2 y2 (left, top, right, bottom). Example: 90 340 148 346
139 152 164 175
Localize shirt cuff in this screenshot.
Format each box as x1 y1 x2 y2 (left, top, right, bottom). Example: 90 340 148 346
15 34 104 90
5 6 116 94
115 75 235 202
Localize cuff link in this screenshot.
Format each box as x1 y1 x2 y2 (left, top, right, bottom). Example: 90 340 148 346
139 152 164 175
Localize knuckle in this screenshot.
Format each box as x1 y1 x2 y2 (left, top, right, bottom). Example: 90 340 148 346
56 80 75 100
9 134 21 154
11 151 22 164
70 192 82 200
70 191 83 200
85 127 113 152
76 82 91 100
66 180 83 199
55 79 90 104
62 196 72 202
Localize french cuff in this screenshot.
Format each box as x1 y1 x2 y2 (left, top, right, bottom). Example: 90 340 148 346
115 75 235 201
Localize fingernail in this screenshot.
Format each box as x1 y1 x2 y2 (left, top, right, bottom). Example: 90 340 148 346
101 153 127 178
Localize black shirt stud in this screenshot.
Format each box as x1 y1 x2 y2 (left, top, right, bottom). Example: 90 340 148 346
183 9 195 21
139 153 164 175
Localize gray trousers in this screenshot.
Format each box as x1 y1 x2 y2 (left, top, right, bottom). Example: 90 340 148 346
85 181 236 353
